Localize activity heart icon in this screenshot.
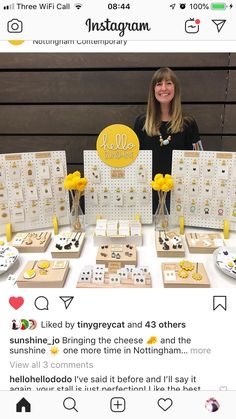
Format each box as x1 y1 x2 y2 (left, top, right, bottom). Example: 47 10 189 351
9 296 24 310
157 398 173 411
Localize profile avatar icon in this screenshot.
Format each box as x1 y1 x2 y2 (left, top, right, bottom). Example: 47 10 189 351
11 319 21 330
29 319 37 330
20 319 29 330
205 397 220 412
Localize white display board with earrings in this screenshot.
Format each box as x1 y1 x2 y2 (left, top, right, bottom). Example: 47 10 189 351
171 150 236 230
83 150 152 224
0 151 70 233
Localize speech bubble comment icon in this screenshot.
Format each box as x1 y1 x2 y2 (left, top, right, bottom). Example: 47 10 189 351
34 296 49 311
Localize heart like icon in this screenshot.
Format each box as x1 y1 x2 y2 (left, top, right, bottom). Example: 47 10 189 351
157 398 173 411
9 296 24 310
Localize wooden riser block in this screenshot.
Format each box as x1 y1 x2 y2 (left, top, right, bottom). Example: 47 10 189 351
12 231 51 253
155 231 185 257
17 260 69 288
185 232 224 254
96 244 137 268
77 273 151 288
162 262 210 288
51 233 85 258
94 234 143 246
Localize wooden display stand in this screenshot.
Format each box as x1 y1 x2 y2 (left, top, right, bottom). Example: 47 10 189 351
77 272 151 288
162 262 210 288
155 230 185 257
96 244 137 271
17 260 69 288
94 234 143 246
185 232 224 254
51 232 85 258
12 231 51 253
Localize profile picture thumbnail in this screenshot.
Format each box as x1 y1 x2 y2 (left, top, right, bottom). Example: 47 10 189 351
205 398 220 412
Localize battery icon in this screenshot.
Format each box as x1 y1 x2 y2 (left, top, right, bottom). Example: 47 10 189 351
211 3 227 9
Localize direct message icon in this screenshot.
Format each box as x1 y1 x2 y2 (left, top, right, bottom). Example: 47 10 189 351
157 398 173 411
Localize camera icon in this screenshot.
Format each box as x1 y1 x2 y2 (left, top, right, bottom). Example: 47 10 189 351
7 19 23 33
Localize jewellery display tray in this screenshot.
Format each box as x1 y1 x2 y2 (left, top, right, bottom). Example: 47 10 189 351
214 247 236 279
12 231 51 253
17 260 69 288
162 262 210 288
51 232 85 258
0 244 19 275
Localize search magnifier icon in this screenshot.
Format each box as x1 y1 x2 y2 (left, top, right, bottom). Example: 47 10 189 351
63 397 78 412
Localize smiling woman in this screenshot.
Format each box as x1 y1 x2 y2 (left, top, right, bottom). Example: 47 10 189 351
134 67 201 212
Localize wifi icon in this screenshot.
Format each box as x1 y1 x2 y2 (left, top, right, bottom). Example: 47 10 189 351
75 3 82 9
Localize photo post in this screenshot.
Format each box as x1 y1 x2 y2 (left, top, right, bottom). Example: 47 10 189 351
0 1 236 417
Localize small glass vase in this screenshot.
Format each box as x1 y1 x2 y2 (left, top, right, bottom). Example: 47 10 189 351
154 192 170 231
70 200 85 232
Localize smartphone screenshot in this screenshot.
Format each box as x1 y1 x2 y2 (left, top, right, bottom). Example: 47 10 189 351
0 1 236 417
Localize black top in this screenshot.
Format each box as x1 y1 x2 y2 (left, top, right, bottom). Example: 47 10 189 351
134 114 200 211
134 114 200 177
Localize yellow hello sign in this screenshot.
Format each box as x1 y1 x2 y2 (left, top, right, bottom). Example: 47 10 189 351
96 124 140 168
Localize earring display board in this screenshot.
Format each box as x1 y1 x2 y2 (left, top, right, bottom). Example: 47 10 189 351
12 231 51 253
17 259 69 288
155 230 185 257
171 151 236 230
162 261 210 288
77 265 151 288
51 231 85 258
185 232 224 254
0 151 70 233
83 150 152 224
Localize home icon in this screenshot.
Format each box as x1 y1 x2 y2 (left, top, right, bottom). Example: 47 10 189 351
16 397 31 413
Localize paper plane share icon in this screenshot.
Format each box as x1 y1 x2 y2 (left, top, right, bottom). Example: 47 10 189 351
212 19 226 33
59 296 74 309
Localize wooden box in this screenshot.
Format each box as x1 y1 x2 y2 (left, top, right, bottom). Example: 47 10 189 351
162 261 210 288
155 230 185 257
96 244 137 271
12 231 51 253
17 259 69 288
51 232 85 258
185 232 224 254
77 272 151 288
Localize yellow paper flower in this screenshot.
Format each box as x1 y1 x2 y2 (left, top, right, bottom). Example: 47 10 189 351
154 173 163 181
64 171 88 192
151 173 174 192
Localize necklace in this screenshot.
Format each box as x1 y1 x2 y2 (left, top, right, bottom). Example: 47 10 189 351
159 133 171 147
